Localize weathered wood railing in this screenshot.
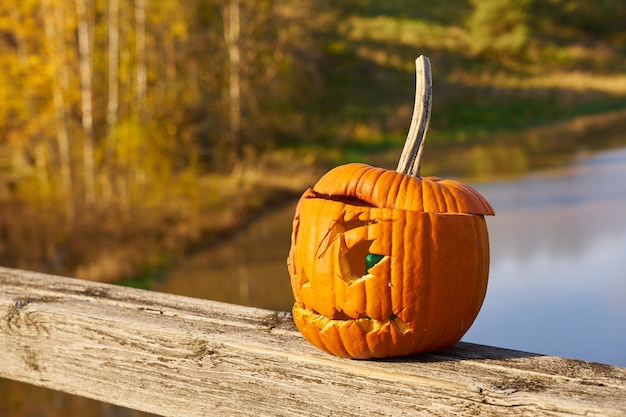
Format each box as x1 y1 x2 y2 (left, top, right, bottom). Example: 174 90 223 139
0 266 624 416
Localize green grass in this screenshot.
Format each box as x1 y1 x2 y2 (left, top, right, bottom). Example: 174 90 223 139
306 0 626 155
115 256 172 290
434 96 626 142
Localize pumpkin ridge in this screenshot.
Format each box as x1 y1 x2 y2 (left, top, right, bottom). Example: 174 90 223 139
428 214 461 351
440 181 459 212
356 165 383 202
440 179 496 215
312 163 494 215
468 215 490 321
347 164 376 198
385 170 407 208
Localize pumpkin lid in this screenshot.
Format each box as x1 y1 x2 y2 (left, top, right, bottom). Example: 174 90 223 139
312 163 495 216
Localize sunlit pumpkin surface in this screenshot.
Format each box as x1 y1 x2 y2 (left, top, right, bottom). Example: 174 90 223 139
288 163 494 359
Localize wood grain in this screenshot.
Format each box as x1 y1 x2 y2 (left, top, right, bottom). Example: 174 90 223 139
0 267 624 416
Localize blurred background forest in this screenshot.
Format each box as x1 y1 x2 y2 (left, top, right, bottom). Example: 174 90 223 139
1 0 626 284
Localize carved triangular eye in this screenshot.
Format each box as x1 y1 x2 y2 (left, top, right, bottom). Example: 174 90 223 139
365 253 385 271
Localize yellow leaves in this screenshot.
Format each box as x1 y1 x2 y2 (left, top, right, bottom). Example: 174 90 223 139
0 0 326 279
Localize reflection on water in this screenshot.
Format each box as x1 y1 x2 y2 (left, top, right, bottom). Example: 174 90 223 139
464 147 626 366
160 141 626 367
0 377 158 417
157 200 297 311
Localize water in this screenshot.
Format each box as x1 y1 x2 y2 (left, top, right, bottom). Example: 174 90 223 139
159 144 626 367
464 148 626 366
157 199 297 311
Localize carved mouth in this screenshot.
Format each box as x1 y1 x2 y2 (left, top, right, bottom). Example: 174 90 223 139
293 303 412 335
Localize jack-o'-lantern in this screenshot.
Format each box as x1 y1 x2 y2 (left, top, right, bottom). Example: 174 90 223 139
287 56 495 359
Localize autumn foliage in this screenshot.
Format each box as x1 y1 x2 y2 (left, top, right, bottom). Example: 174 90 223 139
0 0 323 279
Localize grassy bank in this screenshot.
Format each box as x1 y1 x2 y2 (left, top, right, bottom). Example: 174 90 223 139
308 0 626 149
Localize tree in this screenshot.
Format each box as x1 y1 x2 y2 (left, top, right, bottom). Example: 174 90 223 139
223 0 242 170
135 0 147 121
195 0 324 171
106 0 120 140
41 0 75 221
75 0 96 205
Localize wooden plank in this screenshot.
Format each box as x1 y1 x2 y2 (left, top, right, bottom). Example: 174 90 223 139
0 266 624 416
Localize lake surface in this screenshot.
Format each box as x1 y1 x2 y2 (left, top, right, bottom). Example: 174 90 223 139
464 147 626 366
159 143 626 367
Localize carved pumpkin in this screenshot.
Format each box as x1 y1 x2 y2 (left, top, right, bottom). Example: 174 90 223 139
287 56 495 359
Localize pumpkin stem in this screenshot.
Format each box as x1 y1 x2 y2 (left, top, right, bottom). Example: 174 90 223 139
396 56 432 178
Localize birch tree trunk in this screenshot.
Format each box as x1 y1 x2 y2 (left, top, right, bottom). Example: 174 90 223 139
135 0 147 122
34 142 51 201
41 0 74 222
101 0 120 207
223 0 242 170
75 0 96 205
106 0 120 140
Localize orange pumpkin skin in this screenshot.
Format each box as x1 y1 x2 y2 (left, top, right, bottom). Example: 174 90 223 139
287 163 494 359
